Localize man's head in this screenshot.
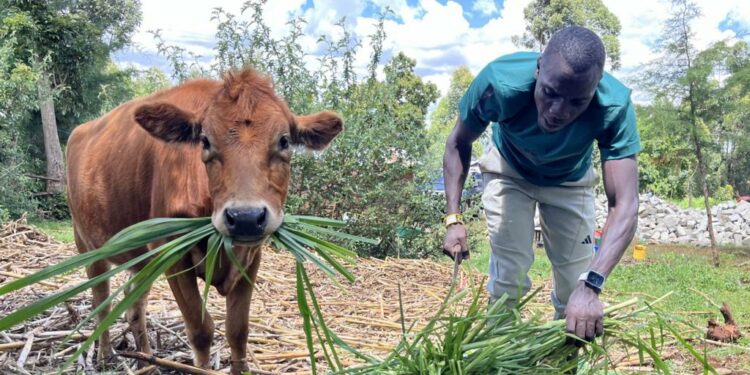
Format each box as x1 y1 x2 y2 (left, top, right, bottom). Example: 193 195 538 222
534 26 605 133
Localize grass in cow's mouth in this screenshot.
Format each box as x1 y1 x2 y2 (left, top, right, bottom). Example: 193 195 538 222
0 214 377 372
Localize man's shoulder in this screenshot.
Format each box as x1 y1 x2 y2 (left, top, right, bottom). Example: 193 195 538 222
477 51 538 91
595 72 632 109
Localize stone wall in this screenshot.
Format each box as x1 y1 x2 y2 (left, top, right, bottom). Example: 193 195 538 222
593 194 750 247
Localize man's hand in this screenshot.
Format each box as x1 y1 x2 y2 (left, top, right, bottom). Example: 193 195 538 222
442 223 469 263
564 282 604 343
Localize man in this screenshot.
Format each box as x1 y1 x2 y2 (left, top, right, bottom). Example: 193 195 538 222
442 26 639 342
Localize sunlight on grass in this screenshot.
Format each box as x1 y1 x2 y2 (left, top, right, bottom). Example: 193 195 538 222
459 229 750 370
29 219 75 244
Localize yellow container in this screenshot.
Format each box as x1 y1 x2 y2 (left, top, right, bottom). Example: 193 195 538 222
633 244 647 261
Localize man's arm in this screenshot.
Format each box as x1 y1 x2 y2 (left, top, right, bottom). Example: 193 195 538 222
442 117 484 262
591 155 639 277
565 155 638 341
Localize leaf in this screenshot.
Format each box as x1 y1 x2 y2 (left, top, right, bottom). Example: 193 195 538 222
0 217 209 296
296 262 317 375
65 224 213 368
202 232 222 322
295 221 379 245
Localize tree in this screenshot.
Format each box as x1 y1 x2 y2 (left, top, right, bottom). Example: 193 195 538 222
0 38 39 218
639 0 723 266
426 67 476 172
716 42 750 195
0 0 141 193
513 0 622 70
636 100 695 199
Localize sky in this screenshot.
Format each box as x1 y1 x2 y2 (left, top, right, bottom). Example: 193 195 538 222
114 0 750 103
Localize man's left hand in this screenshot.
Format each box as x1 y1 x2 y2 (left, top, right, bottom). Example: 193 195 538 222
564 282 604 343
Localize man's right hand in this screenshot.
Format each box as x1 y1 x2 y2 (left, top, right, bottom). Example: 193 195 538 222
443 223 470 263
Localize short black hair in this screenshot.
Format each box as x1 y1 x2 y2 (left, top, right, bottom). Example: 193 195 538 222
543 26 606 73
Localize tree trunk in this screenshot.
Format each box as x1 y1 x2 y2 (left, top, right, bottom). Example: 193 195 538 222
695 138 719 266
688 168 693 208
35 66 65 194
688 91 719 267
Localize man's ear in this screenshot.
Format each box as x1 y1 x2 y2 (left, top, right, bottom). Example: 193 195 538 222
134 102 202 143
291 111 343 150
535 56 542 79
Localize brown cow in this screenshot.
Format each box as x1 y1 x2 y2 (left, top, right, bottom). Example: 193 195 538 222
66 68 343 374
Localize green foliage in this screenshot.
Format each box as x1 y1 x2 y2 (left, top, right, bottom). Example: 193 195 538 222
637 9 750 200
1 0 142 132
425 67 485 173
513 0 622 70
36 192 70 220
636 101 694 198
0 24 41 218
0 0 143 218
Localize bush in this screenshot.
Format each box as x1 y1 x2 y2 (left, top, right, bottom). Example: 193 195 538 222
36 192 70 220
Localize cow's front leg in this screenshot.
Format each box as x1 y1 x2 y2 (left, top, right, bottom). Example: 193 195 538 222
226 248 261 375
125 276 153 369
166 268 215 369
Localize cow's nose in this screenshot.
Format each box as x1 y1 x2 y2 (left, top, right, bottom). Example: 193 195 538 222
224 207 267 237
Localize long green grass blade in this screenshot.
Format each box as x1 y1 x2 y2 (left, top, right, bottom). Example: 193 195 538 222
202 233 222 322
288 225 360 260
222 236 257 288
296 262 318 374
295 222 379 245
63 224 213 369
283 228 356 282
649 306 717 374
299 264 344 370
0 218 208 296
61 229 217 349
290 215 347 228
276 228 337 277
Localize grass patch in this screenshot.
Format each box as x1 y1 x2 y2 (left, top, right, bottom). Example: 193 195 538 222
461 230 750 371
29 219 74 244
667 196 734 209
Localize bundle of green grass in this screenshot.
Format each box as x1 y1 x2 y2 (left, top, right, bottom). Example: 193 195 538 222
342 285 714 374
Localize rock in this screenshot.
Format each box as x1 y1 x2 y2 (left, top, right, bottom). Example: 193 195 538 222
734 234 744 247
676 226 687 237
601 194 747 245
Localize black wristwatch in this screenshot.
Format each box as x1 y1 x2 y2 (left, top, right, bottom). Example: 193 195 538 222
578 271 605 294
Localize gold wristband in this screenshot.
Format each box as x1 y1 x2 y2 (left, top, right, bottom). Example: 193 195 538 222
444 213 464 228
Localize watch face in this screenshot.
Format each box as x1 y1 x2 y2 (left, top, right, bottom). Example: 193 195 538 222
586 272 605 288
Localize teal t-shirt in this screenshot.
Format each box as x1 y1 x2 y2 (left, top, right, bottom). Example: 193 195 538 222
459 51 640 186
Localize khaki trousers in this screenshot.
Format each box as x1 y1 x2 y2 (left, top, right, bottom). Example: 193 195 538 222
479 147 597 317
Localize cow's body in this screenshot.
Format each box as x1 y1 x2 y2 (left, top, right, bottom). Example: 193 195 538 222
67 69 342 373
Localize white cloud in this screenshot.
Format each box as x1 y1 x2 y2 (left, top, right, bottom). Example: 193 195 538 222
472 0 500 17
118 0 750 100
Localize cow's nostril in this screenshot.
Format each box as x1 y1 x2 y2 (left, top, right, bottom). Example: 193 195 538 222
257 207 267 227
224 208 237 229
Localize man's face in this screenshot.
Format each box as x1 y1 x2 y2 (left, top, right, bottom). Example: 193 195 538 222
534 52 601 133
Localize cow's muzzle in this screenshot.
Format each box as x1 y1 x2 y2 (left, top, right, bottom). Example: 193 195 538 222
224 206 267 239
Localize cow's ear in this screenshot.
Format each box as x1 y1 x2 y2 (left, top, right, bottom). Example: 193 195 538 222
134 102 202 143
291 111 343 150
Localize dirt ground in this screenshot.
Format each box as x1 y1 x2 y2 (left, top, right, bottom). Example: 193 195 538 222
0 219 747 374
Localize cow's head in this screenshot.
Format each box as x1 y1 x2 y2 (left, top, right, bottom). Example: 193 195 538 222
134 68 343 244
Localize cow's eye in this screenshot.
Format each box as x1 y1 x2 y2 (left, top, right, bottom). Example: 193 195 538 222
279 135 290 150
200 135 210 150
